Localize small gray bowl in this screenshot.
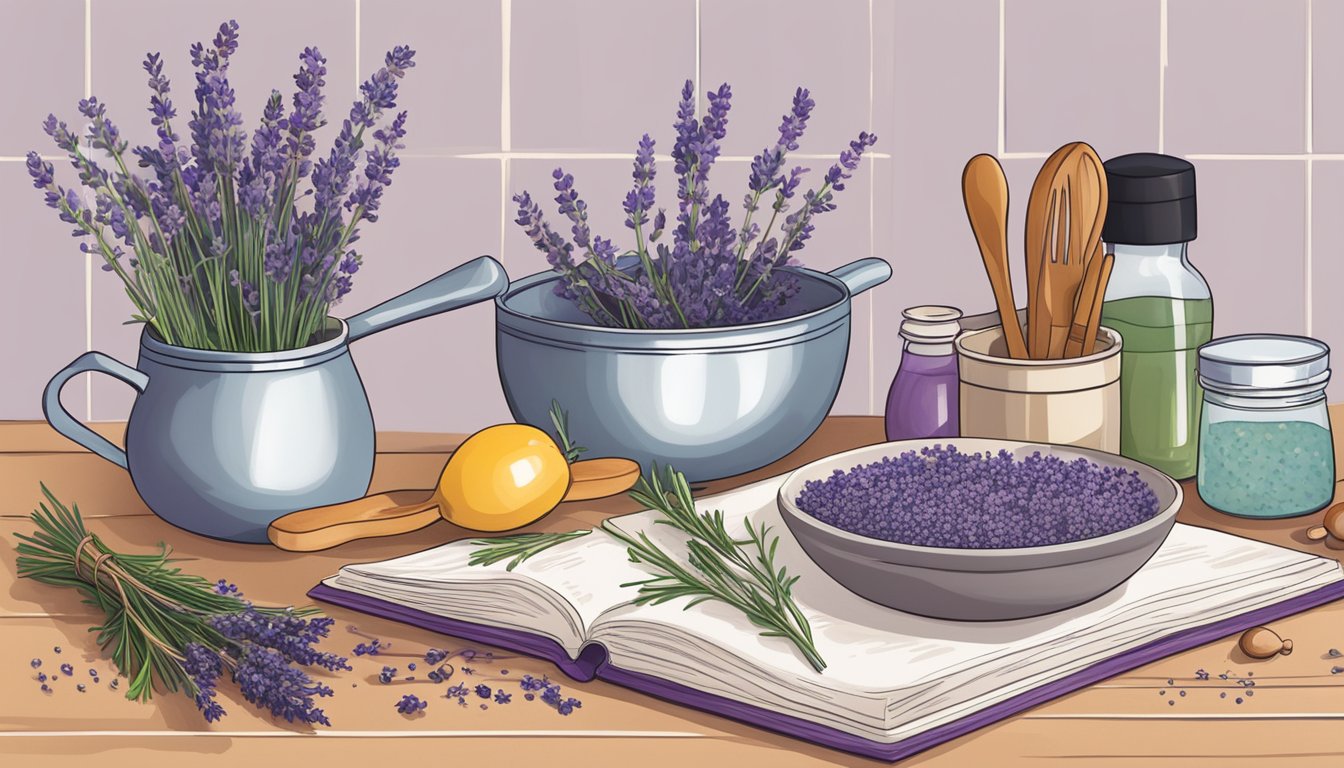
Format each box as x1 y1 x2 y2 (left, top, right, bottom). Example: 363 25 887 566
777 439 1182 621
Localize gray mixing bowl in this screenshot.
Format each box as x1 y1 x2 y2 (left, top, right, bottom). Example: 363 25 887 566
494 258 891 482
777 439 1182 621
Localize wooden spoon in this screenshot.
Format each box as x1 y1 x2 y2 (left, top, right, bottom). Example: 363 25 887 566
267 457 641 552
962 154 1028 359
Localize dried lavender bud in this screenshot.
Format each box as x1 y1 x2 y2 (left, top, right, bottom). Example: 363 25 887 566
461 667 475 675
378 666 396 684
1332 666 1344 675
1330 648 1342 658
76 684 86 693
53 647 61 654
30 659 41 669
87 668 97 677
59 664 73 676
1220 692 1227 699
395 694 427 715
109 679 119 690
494 691 512 705
40 684 50 694
795 446 1160 548
1179 690 1186 697
1167 700 1174 706
424 649 448 665
474 684 492 699
1195 669 1210 680
407 663 416 671
1246 690 1254 697
1235 697 1244 704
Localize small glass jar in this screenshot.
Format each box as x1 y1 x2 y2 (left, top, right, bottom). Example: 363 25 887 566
1196 335 1334 518
884 306 961 441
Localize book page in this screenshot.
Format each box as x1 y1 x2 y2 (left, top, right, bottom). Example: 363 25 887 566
589 477 1343 739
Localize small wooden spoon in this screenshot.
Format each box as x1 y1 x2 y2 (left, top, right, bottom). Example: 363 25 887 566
963 154 1029 360
268 457 641 552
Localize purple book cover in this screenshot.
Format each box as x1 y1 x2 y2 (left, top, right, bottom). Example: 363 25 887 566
309 578 1344 762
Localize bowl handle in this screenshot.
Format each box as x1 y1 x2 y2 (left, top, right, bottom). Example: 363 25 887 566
346 256 509 343
42 351 149 469
829 258 892 297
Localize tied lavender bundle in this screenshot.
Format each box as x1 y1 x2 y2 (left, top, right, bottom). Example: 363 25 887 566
514 80 876 329
15 485 350 726
25 20 415 352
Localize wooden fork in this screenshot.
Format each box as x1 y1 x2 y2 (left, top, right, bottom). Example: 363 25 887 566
1038 145 1107 359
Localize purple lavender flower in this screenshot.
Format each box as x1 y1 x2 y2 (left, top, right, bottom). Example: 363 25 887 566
233 644 334 726
424 648 449 666
396 694 427 715
623 133 658 233
494 690 512 705
184 642 226 722
188 20 247 174
378 666 397 684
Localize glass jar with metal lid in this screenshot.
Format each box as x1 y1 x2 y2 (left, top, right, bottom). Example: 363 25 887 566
1196 335 1333 518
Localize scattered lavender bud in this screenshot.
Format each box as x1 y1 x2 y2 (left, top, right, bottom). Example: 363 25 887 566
462 667 475 675
494 691 512 705
1220 692 1227 699
524 694 535 701
407 663 416 671
500 669 509 675
1158 690 1165 696
424 649 449 665
30 659 42 669
475 684 492 699
53 647 61 654
1235 697 1244 704
795 446 1160 548
76 684 86 693
60 664 73 676
109 679 119 690
378 666 397 684
1167 700 1174 706
37 673 47 683
1179 690 1186 697
88 669 97 677
1330 648 1342 658
1195 669 1209 681
480 704 489 710
40 684 50 693
1166 679 1174 685
395 694 427 715
353 639 385 657
1246 690 1254 697
1332 666 1344 675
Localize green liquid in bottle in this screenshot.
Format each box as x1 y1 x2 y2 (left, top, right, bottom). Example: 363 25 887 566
1100 296 1214 479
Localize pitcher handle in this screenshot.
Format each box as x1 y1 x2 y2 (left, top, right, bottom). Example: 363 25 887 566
828 258 892 297
346 256 509 343
42 352 149 468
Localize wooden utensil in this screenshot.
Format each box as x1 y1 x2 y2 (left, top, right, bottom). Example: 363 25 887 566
1024 143 1078 358
267 457 641 552
1037 143 1108 358
1064 244 1115 358
962 154 1028 359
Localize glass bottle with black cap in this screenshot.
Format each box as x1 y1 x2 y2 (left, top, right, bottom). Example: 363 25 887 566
1099 153 1213 479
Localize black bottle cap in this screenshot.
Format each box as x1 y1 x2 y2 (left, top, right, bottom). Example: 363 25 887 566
1102 153 1197 245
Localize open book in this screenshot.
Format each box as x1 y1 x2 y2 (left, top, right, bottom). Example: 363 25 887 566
311 476 1344 761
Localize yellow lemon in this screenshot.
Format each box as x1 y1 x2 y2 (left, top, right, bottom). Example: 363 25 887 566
439 423 571 532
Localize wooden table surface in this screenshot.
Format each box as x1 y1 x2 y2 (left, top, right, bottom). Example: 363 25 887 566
5 413 1344 767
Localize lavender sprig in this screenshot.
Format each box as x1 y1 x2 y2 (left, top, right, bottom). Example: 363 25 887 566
512 81 874 330
25 19 416 353
15 485 347 726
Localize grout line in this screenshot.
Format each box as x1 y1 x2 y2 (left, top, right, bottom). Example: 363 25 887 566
1184 153 1344 160
1308 0 1315 154
501 0 511 152
84 0 93 422
998 0 1006 156
1307 157 1314 335
354 0 361 90
500 157 509 265
868 0 876 415
998 151 1050 160
694 0 701 113
1159 0 1167 153
450 151 893 161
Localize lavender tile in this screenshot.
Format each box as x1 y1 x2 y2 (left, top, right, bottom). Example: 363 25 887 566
509 0 695 152
331 158 507 433
360 0 501 154
1313 0 1344 152
1166 0 1307 154
871 154 1041 399
1311 160 1344 401
1190 159 1305 336
874 0 997 168
1005 0 1160 155
0 0 84 156
88 0 358 154
701 0 871 158
0 163 87 420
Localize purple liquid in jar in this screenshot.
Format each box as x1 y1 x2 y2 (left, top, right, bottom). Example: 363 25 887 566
883 305 963 441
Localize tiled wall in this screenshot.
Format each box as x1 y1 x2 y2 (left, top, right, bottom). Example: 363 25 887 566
1 0 1338 433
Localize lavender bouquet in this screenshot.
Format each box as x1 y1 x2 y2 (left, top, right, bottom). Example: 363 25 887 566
514 80 876 329
26 20 415 352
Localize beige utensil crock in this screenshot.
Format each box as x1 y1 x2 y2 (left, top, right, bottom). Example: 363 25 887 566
955 325 1121 452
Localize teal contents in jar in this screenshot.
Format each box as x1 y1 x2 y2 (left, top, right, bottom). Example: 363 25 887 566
1197 420 1335 518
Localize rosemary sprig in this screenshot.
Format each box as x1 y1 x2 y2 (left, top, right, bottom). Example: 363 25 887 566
603 466 826 673
549 399 587 463
467 530 592 571
15 485 345 724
